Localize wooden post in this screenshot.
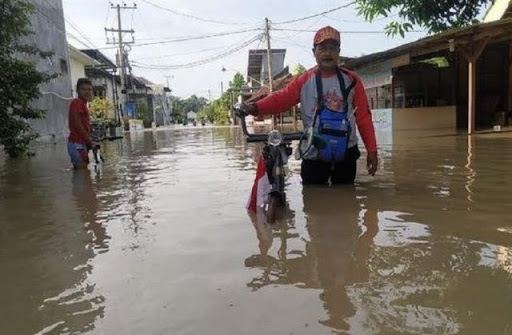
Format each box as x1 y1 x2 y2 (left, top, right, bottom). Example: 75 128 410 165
508 42 512 113
468 60 476 134
460 36 490 134
292 106 297 129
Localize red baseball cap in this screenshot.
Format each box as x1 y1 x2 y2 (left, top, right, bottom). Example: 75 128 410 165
313 26 341 46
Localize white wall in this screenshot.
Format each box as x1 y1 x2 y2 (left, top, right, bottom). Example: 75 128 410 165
69 57 86 98
392 106 457 130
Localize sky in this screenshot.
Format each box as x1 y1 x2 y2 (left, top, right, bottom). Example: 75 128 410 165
60 0 476 100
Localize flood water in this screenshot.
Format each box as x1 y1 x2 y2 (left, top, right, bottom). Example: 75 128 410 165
1 126 511 335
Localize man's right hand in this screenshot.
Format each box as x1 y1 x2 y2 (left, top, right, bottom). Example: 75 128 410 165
367 152 378 176
241 103 258 116
86 139 99 151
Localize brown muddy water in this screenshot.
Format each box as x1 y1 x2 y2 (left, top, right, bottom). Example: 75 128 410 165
0 126 511 335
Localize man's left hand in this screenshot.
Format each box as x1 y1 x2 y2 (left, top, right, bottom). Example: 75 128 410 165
367 152 378 176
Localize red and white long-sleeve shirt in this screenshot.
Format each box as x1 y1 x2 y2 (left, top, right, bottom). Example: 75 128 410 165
255 66 377 158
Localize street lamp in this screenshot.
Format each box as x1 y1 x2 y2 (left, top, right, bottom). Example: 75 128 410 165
221 66 227 95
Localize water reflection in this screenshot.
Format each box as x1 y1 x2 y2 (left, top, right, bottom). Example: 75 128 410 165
245 186 378 332
465 135 476 204
72 170 108 251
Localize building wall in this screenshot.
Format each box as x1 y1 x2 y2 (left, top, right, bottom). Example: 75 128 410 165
393 106 457 130
23 0 73 142
69 57 86 98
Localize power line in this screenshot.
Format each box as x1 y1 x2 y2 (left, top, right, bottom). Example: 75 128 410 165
131 34 263 70
135 31 262 60
128 20 264 41
140 0 257 26
34 6 65 32
65 18 99 49
97 28 262 49
34 5 97 51
41 0 98 49
134 5 153 40
322 12 399 23
272 28 424 34
277 15 324 41
273 1 356 25
130 6 136 30
254 34 264 50
273 37 312 54
67 33 96 49
104 3 111 27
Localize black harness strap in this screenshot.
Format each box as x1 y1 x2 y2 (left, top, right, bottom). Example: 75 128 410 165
316 68 357 112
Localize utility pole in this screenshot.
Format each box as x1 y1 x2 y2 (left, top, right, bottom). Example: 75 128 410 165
264 18 274 93
105 3 136 117
165 75 174 89
265 18 276 127
165 75 174 123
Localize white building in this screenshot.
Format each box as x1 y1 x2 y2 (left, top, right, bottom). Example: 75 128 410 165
68 45 100 97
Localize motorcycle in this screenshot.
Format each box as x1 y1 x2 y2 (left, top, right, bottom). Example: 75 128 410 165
235 105 304 223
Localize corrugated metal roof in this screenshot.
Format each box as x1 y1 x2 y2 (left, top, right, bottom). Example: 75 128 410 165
81 49 117 70
247 49 287 79
345 18 512 69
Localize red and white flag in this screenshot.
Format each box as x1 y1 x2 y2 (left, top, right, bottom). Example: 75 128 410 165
246 155 271 212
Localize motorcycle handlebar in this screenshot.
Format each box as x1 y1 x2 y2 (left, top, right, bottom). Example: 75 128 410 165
234 106 304 143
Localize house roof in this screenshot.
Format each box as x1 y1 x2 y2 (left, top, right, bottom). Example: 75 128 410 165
68 45 100 66
126 75 154 90
344 18 512 70
85 67 119 82
81 49 117 69
134 76 154 86
247 49 287 82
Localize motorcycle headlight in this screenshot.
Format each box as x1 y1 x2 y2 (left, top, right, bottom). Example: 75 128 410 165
268 130 283 146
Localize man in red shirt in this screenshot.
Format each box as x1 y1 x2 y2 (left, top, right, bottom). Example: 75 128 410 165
67 78 94 169
243 26 378 185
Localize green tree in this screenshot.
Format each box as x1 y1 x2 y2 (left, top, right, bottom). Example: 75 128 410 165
136 103 152 128
171 95 208 123
199 73 247 125
89 98 115 122
171 97 185 123
228 72 247 107
356 0 491 37
292 63 307 76
0 0 56 157
183 94 208 114
200 94 231 125
229 72 246 90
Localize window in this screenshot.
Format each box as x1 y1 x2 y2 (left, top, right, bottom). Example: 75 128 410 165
366 85 392 110
60 58 68 74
